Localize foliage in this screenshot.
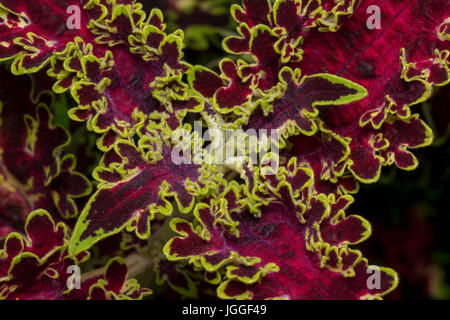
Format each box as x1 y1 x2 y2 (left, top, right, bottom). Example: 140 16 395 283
0 0 448 300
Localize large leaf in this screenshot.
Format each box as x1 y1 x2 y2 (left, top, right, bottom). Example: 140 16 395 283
0 0 199 142
242 67 367 139
164 178 398 299
206 0 449 185
69 136 218 255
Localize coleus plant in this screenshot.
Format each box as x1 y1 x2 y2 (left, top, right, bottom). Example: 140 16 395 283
0 0 448 300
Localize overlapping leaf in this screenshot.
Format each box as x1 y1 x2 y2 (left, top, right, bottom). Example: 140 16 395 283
193 0 449 185
69 133 220 255
0 67 91 229
0 209 149 299
0 0 200 144
164 175 397 299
